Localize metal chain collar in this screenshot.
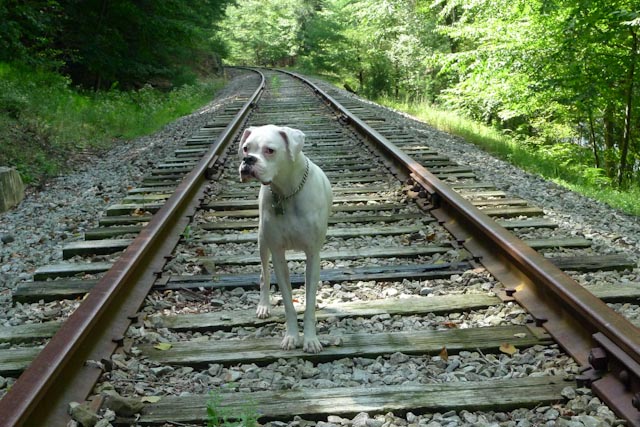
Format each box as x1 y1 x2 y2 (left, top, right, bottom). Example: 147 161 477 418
271 157 310 215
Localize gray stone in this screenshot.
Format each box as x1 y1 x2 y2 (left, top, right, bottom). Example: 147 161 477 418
352 412 370 427
150 366 174 376
101 390 144 416
0 167 24 212
555 419 583 427
406 412 418 423
0 234 14 244
327 415 349 425
544 408 559 420
561 386 576 399
68 401 99 427
574 415 607 427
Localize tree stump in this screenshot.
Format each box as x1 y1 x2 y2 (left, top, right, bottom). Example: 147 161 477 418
0 167 25 212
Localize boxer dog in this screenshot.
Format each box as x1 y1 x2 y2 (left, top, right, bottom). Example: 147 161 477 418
238 124 332 353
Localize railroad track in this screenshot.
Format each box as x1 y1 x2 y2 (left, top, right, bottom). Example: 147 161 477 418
0 68 639 426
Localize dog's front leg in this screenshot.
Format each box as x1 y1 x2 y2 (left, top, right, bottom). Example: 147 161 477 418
302 250 322 353
256 239 271 319
271 248 299 350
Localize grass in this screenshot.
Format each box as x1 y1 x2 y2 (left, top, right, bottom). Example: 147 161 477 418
378 98 640 217
206 390 259 427
0 62 226 185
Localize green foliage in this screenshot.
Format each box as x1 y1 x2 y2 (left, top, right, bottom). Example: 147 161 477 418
0 62 225 184
382 98 640 216
206 390 259 427
59 0 232 89
182 225 192 242
221 0 316 66
0 1 64 67
432 0 640 188
0 1 231 89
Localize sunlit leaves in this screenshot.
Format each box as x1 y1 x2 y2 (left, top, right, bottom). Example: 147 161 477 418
221 0 314 66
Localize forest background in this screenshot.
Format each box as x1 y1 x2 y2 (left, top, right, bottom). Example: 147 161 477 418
1 0 639 215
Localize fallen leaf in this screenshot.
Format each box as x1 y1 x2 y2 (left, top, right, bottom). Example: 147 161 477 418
439 346 449 361
154 343 172 351
141 396 162 403
499 342 517 355
441 321 458 329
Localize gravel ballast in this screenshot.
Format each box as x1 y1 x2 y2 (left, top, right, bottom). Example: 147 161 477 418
1 72 638 427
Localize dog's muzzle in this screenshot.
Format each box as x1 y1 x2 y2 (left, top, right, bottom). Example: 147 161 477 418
239 156 261 183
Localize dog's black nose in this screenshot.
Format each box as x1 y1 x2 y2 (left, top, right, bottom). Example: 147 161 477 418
243 156 257 165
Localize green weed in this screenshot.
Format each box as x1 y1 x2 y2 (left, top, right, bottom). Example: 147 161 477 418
206 390 259 427
269 75 282 96
0 62 225 185
182 225 192 241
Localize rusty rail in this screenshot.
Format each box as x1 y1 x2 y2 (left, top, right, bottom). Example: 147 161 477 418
281 69 640 427
0 69 265 427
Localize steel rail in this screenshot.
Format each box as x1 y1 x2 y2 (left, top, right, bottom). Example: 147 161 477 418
280 69 640 426
0 69 265 427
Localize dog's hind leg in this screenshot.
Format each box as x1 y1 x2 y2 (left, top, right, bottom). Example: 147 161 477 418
256 239 271 319
271 248 300 350
302 250 322 353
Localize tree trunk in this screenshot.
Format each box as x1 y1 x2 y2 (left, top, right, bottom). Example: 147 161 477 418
93 0 110 91
394 62 400 98
617 27 638 188
603 104 616 178
587 109 600 168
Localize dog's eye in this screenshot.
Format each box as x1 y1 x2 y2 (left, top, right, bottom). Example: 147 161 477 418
242 145 248 153
264 147 275 155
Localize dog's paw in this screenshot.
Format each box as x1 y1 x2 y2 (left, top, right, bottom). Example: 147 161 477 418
256 304 271 319
280 334 299 351
303 337 323 354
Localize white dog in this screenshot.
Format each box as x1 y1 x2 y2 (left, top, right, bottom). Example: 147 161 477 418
238 124 333 353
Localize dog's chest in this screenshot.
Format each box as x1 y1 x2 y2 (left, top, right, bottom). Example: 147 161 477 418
263 208 316 248
260 197 326 250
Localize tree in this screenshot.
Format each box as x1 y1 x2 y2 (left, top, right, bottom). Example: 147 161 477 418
220 0 640 186
58 0 231 89
0 0 231 89
432 0 640 187
221 0 315 66
0 0 64 66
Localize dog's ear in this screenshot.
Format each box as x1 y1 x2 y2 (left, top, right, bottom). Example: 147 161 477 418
279 127 305 161
238 127 254 157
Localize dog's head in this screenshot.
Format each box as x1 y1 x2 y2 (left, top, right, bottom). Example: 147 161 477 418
238 124 305 185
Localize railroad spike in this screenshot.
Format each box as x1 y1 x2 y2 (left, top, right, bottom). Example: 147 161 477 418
632 393 640 411
100 358 113 372
533 316 548 327
588 347 608 371
619 369 631 389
